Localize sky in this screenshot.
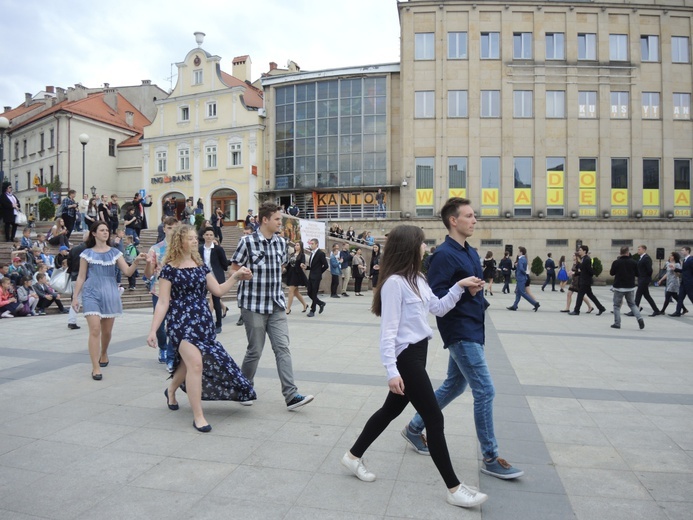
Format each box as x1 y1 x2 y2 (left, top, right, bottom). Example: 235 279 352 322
0 0 402 108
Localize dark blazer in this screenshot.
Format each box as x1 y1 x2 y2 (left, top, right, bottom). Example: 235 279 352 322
199 244 229 283
610 255 638 289
1 191 18 223
577 255 594 287
306 248 328 280
637 253 653 280
676 255 693 288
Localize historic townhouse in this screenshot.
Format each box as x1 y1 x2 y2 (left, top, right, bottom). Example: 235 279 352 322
141 33 264 223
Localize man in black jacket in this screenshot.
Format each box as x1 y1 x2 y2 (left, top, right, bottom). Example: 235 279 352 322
305 238 328 317
628 244 661 317
199 227 229 333
671 246 693 316
541 253 556 292
570 245 606 315
609 246 644 329
66 231 89 329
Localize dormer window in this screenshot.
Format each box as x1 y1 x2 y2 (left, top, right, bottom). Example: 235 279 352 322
193 69 203 85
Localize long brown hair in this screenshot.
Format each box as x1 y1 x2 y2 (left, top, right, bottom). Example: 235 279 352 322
371 225 425 317
85 221 111 248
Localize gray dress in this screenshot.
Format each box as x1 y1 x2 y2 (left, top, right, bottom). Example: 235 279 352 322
80 248 123 318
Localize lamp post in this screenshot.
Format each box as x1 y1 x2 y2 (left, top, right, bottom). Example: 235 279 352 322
90 186 97 197
79 133 89 196
0 116 9 186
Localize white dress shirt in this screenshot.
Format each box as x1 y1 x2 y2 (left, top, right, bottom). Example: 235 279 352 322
379 274 464 380
203 243 214 268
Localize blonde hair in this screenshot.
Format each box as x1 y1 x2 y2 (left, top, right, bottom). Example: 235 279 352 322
162 224 203 267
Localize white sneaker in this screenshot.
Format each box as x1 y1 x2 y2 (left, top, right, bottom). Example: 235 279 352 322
239 400 253 406
1 311 14 318
341 452 376 482
446 483 488 508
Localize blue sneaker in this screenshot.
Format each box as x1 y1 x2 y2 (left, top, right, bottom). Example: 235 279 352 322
286 394 314 411
481 457 524 480
157 349 166 364
401 425 430 455
167 361 175 373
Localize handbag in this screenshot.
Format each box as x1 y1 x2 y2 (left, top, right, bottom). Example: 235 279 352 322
50 268 72 294
15 211 28 226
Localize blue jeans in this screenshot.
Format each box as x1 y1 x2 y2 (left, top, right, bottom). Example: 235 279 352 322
152 295 173 363
125 228 140 246
409 340 498 460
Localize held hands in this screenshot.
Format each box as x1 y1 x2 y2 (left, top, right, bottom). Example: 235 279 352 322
457 276 485 295
234 266 253 281
388 376 405 395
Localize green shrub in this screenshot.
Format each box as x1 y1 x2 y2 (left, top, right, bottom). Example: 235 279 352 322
194 214 205 230
531 256 544 277
38 197 56 221
592 257 603 278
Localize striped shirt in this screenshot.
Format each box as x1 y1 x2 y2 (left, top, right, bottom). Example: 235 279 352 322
231 231 287 314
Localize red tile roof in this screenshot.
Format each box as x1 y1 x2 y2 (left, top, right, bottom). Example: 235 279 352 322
220 71 263 109
8 92 150 146
1 102 46 121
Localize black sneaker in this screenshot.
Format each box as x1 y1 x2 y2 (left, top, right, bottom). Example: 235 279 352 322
286 394 314 411
67 323 81 330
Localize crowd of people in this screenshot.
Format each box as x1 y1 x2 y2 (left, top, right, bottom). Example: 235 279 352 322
328 224 377 246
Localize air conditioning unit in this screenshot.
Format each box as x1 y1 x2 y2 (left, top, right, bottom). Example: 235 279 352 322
258 108 266 118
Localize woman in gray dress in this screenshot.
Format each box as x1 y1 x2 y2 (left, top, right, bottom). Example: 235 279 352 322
72 221 145 380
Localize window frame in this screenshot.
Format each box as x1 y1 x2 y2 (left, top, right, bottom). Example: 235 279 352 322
229 141 242 167
178 146 190 172
610 91 630 119
672 36 690 63
673 93 691 120
155 150 167 173
641 92 660 119
108 138 116 157
481 32 500 59
481 90 501 118
545 32 565 60
205 144 218 169
206 101 217 118
513 32 532 60
415 91 435 119
193 69 203 85
415 33 435 60
513 90 533 118
610 34 629 61
448 32 468 59
447 90 468 118
546 91 566 118
578 33 597 60
640 35 659 62
578 91 597 119
179 105 190 122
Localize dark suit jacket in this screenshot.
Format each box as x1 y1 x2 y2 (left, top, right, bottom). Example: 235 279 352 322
199 244 229 283
577 255 594 287
306 249 328 280
637 253 653 280
677 256 693 288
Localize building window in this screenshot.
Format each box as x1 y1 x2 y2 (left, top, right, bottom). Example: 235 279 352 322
156 150 167 173
205 145 217 168
546 157 565 216
610 34 628 61
513 91 533 118
611 92 629 119
674 159 691 191
39 167 43 185
22 139 27 157
546 33 565 60
415 91 435 118
481 90 500 118
578 33 597 60
448 90 468 118
672 36 690 63
448 157 467 193
481 157 500 190
641 35 659 62
206 101 217 118
49 165 54 183
578 91 597 118
481 32 500 59
14 141 18 159
179 106 190 122
641 92 660 119
178 147 190 171
611 159 628 187
448 32 467 59
513 157 532 216
108 138 116 157
415 33 434 60
193 69 203 85
513 32 532 60
26 171 30 190
415 157 434 217
546 91 565 118
230 142 242 166
673 93 691 120
49 128 55 148
39 133 45 152
643 159 660 191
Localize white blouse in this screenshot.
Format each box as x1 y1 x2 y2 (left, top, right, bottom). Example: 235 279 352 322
379 274 464 380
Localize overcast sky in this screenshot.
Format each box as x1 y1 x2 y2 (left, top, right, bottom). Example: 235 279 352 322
0 0 401 108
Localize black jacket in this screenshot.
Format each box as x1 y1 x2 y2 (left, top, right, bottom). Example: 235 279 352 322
577 255 594 287
306 248 328 280
636 253 653 280
199 244 229 283
68 243 88 281
610 255 638 289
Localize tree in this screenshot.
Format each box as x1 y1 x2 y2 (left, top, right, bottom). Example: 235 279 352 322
592 257 603 278
38 197 56 221
531 256 544 277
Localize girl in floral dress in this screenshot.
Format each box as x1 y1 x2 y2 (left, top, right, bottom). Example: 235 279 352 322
146 225 256 433
72 221 146 380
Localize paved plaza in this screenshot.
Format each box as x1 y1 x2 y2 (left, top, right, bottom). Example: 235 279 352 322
0 285 692 519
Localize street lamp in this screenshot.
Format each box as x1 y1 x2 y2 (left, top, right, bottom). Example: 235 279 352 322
90 186 97 197
79 133 89 196
0 116 10 186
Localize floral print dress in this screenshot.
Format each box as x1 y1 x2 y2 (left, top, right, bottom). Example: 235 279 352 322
159 264 256 402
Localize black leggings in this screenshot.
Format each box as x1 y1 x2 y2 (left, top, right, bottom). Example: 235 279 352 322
350 340 460 489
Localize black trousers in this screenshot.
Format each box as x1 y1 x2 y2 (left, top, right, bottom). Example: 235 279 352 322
354 275 364 293
306 277 323 312
330 274 340 296
350 340 460 489
4 221 18 242
675 284 693 314
37 296 65 312
635 278 660 313
502 273 511 293
661 290 687 314
62 215 76 239
542 271 556 290
574 283 605 313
